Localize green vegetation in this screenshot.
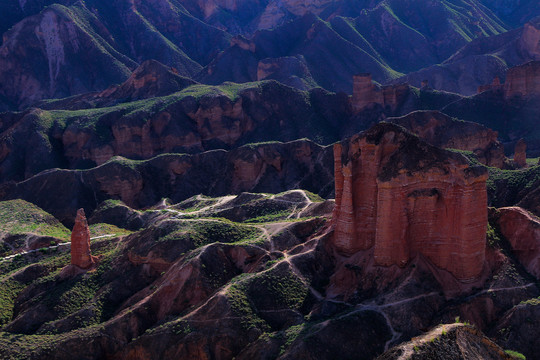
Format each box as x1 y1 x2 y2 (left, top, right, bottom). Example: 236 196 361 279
36 241 121 329
227 283 269 331
244 210 291 224
486 222 503 248
158 219 262 247
0 280 24 326
0 200 70 241
526 157 539 166
445 148 483 166
89 223 132 238
487 165 540 206
304 191 324 203
173 195 219 213
520 297 540 306
254 271 308 310
505 350 526 360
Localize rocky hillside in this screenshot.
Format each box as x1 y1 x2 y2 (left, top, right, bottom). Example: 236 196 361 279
0 1 539 359
0 124 538 359
2 0 537 108
394 17 540 95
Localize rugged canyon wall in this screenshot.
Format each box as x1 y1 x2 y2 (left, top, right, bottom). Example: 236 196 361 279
351 74 410 113
332 123 488 282
476 61 540 99
504 61 540 98
70 208 97 269
495 207 540 279
388 111 506 168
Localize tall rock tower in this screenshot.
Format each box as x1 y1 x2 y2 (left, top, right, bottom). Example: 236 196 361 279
332 123 488 282
71 209 97 269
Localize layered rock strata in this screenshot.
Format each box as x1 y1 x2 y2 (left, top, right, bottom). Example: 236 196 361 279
388 111 505 168
351 74 410 113
332 123 488 281
70 208 97 269
504 61 540 98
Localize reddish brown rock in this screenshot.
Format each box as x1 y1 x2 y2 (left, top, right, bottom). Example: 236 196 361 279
388 110 506 168
70 209 97 269
477 76 503 94
519 21 540 61
351 74 410 113
496 207 540 279
514 138 527 168
332 123 488 281
504 61 540 98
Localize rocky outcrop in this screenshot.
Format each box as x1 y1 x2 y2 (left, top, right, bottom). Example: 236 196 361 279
514 138 527 167
495 207 540 279
388 111 506 168
493 301 540 360
351 74 410 113
377 324 512 360
37 60 198 110
519 20 540 60
504 61 540 98
0 138 334 224
332 123 488 282
474 61 540 100
0 4 135 109
478 76 503 94
256 56 316 91
70 209 96 269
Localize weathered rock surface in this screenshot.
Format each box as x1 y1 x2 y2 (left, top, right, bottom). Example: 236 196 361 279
488 166 540 217
0 139 334 225
393 19 540 96
442 76 540 156
0 179 538 359
332 123 488 282
351 74 410 113
513 138 527 167
504 61 540 98
495 207 540 279
35 60 198 110
493 301 540 360
388 110 506 168
0 0 228 109
70 209 96 269
377 324 513 360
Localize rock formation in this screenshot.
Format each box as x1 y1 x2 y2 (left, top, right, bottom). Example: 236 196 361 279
495 207 540 279
70 208 97 269
519 20 540 60
504 61 540 98
0 138 334 224
388 111 506 168
351 74 410 113
332 123 488 281
474 61 540 99
377 324 513 360
514 138 527 168
477 76 503 94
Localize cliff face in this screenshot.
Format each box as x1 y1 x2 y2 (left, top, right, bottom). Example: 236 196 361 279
504 61 540 98
496 207 540 279
388 111 506 168
332 123 488 282
70 208 96 269
519 20 540 60
351 74 411 113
